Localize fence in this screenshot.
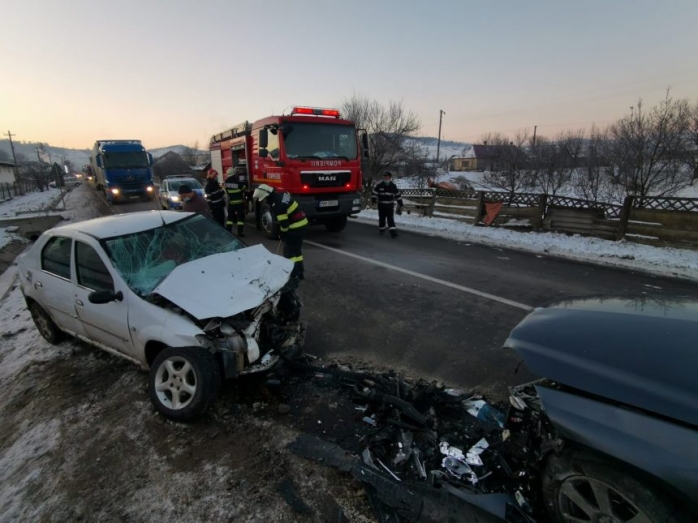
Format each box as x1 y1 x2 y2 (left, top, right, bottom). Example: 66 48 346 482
364 187 698 250
0 176 48 201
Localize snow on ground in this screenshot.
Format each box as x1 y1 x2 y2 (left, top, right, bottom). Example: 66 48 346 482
1 183 697 288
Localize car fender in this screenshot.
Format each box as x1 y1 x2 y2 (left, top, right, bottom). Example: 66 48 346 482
537 384 698 504
127 297 202 357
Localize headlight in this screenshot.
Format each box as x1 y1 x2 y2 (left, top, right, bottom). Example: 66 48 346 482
146 186 154 192
170 195 180 202
353 198 361 205
110 188 120 195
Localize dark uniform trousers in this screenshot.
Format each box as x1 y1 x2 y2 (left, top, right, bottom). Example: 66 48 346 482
269 191 308 280
225 172 248 234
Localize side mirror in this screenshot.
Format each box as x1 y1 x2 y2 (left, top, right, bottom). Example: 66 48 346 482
147 153 154 166
259 149 268 158
96 155 104 168
360 130 369 159
259 128 269 148
88 289 124 304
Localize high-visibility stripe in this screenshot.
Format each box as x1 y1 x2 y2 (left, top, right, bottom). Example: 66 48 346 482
280 226 288 232
289 219 308 229
229 199 244 204
277 213 289 220
289 255 303 262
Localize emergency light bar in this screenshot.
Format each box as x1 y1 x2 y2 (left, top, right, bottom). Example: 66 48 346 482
291 107 341 118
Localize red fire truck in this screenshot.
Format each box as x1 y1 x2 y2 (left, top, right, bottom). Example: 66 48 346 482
209 106 368 237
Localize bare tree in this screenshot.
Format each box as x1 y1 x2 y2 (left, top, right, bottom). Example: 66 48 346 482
481 131 531 201
530 131 585 197
573 126 623 204
688 102 698 183
180 141 202 169
607 92 693 204
340 93 421 188
401 140 434 189
153 152 191 182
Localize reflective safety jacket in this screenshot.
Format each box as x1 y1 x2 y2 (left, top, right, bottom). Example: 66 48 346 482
205 179 225 208
267 191 308 235
224 169 248 205
372 180 404 207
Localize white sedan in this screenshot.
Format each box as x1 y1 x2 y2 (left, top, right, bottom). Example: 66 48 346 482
17 211 303 421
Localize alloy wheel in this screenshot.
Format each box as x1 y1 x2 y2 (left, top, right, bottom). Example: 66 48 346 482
153 356 197 410
558 475 652 523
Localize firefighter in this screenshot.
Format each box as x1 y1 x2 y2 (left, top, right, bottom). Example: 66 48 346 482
253 184 308 280
372 171 404 238
204 169 226 227
225 166 248 236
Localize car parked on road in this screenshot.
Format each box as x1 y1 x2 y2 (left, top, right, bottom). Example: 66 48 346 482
17 211 303 421
506 297 698 522
158 175 205 210
49 175 82 189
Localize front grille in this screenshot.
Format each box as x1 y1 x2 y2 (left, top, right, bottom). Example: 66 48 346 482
300 171 351 188
115 174 149 190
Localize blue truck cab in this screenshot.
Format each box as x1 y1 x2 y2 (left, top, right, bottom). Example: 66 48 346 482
91 140 155 203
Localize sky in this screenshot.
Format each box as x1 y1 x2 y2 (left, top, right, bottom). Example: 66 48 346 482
2 0 697 150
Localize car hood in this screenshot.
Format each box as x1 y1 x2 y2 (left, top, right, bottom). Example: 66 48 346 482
504 297 698 427
152 244 294 320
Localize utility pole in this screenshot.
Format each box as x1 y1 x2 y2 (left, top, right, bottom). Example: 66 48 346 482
532 125 537 147
6 131 19 182
436 109 446 165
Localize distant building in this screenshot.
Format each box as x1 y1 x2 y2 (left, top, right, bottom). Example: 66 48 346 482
0 161 16 184
451 143 525 172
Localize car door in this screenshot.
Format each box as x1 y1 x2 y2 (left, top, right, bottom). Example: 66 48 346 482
73 240 136 358
159 180 168 207
36 235 85 337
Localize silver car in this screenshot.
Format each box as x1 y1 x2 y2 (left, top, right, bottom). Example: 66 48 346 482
17 211 304 421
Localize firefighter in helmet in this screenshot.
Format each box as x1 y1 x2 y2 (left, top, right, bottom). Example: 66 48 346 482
253 184 308 280
224 166 248 236
204 168 226 227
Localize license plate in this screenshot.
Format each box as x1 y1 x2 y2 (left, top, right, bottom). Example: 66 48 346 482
129 195 140 199
319 200 338 208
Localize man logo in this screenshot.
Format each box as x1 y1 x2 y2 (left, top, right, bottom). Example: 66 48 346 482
317 175 336 182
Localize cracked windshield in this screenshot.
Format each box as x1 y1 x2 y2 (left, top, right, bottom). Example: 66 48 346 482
103 214 243 296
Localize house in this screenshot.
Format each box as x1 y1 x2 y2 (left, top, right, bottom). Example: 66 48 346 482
452 143 526 172
0 161 16 184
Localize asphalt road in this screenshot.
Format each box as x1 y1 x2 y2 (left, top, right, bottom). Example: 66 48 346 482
108 191 698 400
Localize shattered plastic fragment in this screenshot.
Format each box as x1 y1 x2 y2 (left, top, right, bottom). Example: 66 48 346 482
362 416 377 426
442 456 478 484
510 394 528 411
439 441 465 460
465 438 489 466
462 399 506 428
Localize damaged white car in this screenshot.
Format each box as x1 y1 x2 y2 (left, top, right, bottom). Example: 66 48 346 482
17 211 304 421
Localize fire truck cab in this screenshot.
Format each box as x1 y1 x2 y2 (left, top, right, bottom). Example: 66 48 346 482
210 107 368 238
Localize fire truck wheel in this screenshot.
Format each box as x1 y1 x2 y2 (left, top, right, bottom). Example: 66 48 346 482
260 203 280 239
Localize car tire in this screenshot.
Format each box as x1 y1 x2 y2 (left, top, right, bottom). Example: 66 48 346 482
29 302 66 344
324 216 347 233
260 203 280 239
542 450 693 523
148 346 221 422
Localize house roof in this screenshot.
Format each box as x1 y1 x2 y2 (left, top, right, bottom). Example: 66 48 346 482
0 161 15 168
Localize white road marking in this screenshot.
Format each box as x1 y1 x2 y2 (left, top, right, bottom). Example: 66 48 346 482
306 241 534 311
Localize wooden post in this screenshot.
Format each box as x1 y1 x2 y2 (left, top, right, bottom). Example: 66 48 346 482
534 193 547 231
474 192 485 225
427 188 436 217
616 195 634 240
